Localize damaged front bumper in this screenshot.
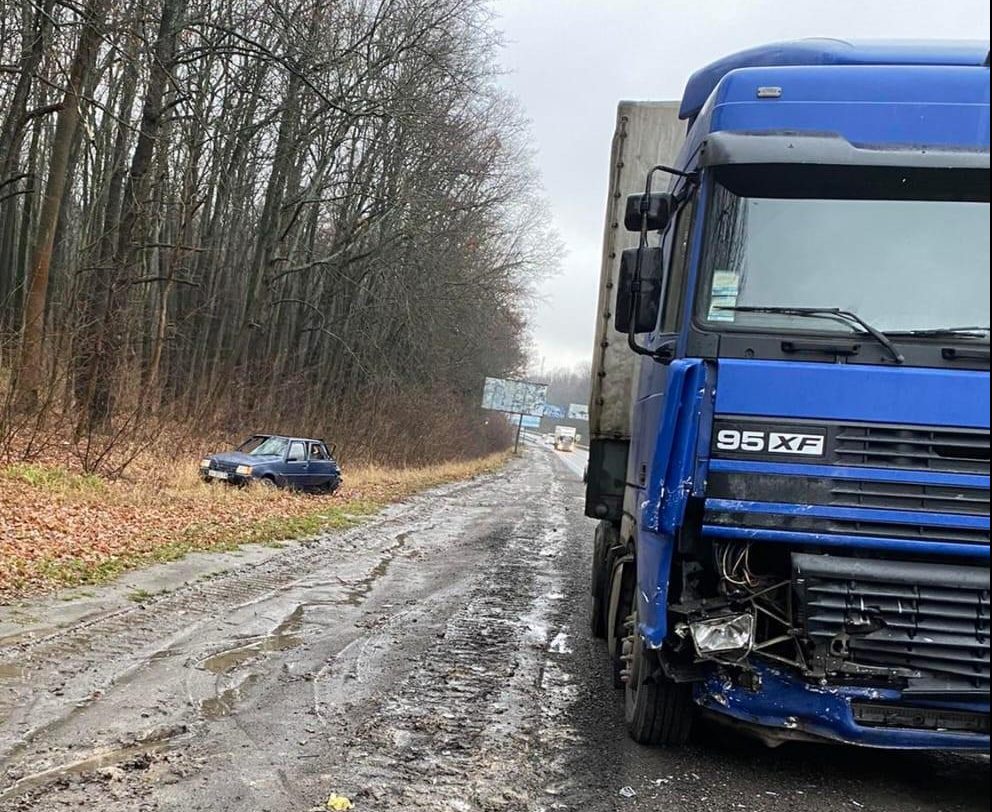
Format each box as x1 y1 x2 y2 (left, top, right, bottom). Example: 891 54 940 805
200 468 252 486
695 663 990 750
665 549 991 750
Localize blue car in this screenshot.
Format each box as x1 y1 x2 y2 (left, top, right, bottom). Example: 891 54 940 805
200 434 342 493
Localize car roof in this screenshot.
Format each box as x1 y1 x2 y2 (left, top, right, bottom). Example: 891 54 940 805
251 434 325 443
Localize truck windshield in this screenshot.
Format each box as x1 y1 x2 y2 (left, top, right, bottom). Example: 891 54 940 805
698 181 990 337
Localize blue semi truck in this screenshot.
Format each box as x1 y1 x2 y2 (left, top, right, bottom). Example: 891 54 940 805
585 40 990 749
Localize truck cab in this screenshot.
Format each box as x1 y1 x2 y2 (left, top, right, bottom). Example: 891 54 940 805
586 40 990 750
554 425 577 452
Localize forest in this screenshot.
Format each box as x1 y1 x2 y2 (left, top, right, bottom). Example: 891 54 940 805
0 0 554 472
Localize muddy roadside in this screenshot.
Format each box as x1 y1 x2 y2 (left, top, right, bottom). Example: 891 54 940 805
0 451 586 810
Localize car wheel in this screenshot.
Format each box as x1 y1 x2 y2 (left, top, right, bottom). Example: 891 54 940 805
257 476 278 490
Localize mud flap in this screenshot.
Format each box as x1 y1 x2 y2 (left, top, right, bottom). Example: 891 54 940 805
607 554 636 686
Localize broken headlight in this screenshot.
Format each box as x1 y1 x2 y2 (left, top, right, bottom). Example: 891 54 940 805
690 612 754 657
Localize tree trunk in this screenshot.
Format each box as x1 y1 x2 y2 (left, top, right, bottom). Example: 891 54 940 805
15 0 108 411
0 0 55 333
84 0 186 429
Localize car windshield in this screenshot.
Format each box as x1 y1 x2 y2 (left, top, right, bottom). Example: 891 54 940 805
699 177 990 337
245 436 289 456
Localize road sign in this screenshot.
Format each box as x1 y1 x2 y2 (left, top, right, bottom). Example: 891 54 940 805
481 377 548 417
567 403 589 421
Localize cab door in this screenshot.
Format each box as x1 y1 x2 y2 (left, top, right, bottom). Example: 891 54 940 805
630 194 696 519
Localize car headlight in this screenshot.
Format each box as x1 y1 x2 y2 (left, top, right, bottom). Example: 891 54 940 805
235 464 253 476
200 458 211 468
690 613 754 656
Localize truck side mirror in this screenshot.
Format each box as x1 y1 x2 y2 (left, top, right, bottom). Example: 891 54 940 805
624 192 672 232
615 246 663 334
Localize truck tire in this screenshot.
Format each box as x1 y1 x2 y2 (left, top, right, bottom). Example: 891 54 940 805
590 521 614 639
623 607 694 746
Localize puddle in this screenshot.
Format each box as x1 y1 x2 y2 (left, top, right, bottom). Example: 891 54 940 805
0 663 27 680
199 604 305 674
195 606 306 720
199 673 261 720
0 726 186 802
344 530 413 605
148 647 186 662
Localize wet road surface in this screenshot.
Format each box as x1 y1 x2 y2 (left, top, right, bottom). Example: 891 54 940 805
0 450 987 810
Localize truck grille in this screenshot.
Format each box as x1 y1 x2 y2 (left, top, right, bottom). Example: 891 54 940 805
793 554 990 694
817 518 988 545
828 479 990 516
834 424 989 474
707 471 990 516
705 510 989 546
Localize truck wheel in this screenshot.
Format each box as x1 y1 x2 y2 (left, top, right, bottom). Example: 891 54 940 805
623 608 694 746
590 522 616 639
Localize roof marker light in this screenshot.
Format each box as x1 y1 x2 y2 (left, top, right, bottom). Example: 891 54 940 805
756 86 782 99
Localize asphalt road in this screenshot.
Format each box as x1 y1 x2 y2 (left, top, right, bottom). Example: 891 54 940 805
0 449 987 811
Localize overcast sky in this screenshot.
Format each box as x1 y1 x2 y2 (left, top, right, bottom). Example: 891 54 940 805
493 0 991 373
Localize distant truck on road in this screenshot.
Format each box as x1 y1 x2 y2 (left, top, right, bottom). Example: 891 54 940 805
553 426 577 452
584 40 990 750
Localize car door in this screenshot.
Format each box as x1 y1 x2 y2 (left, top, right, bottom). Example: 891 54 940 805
284 440 309 488
307 442 333 488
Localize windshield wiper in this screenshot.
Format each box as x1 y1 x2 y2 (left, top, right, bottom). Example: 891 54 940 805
883 326 990 339
715 306 905 364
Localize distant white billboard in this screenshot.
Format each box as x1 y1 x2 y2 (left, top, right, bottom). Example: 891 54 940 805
567 402 589 421
482 377 548 416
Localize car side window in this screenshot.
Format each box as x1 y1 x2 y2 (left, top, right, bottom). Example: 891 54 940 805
287 441 306 462
310 443 327 460
660 197 695 333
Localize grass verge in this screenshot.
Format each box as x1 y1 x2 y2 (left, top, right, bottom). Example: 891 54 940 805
0 452 509 599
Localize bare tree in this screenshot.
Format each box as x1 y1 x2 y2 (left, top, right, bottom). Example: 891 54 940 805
15 0 108 411
0 0 556 470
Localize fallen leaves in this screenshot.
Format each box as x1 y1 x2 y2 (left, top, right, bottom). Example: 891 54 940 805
1 453 509 598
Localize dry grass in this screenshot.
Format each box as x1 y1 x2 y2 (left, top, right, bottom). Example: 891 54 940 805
344 456 508 498
0 452 510 599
